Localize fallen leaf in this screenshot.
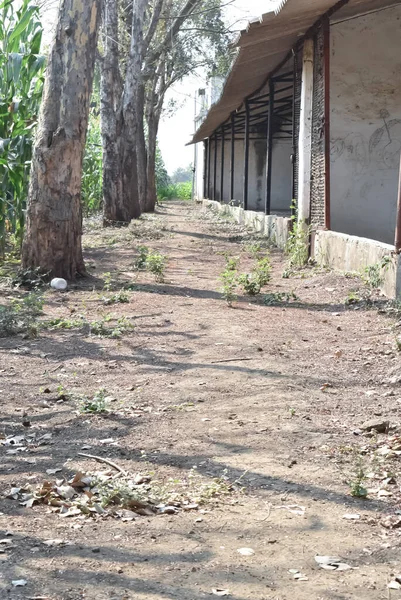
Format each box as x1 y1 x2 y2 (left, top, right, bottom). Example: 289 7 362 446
343 514 360 520
212 589 230 597
46 469 62 475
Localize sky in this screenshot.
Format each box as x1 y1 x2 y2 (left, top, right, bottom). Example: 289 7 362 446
41 0 277 175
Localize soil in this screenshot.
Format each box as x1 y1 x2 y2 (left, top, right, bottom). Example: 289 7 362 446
1 201 401 600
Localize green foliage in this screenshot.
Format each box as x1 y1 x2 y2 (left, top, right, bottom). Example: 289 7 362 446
0 0 45 254
219 253 272 304
80 388 108 414
171 164 193 184
363 255 391 289
82 107 102 216
237 257 272 296
135 245 150 269
157 182 192 201
145 250 168 282
11 266 49 289
263 291 299 305
0 292 43 337
285 219 311 268
102 289 129 305
155 144 170 193
219 267 237 306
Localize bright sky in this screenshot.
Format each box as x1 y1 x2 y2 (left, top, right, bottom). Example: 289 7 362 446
41 0 277 175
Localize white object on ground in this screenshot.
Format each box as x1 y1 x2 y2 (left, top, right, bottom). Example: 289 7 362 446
50 278 68 291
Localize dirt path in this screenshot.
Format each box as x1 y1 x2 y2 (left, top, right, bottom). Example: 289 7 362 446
1 201 401 600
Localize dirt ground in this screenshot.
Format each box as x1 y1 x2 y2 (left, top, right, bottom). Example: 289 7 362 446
2 200 401 600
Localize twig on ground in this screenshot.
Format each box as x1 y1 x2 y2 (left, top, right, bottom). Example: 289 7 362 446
210 357 253 364
77 452 127 475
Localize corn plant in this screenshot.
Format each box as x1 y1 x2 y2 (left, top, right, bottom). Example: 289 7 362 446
0 0 45 255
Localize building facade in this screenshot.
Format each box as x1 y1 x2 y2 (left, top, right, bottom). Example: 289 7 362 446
190 0 401 296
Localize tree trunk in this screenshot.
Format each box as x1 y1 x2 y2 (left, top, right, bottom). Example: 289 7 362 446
121 0 147 219
144 110 160 213
22 0 101 280
101 0 125 223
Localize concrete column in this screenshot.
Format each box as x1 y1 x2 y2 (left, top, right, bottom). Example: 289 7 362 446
298 38 314 223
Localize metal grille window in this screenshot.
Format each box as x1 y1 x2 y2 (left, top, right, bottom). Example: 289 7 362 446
292 47 303 212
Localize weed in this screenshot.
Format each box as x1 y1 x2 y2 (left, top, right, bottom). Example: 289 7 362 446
11 268 50 290
145 251 168 282
46 316 86 330
135 245 150 270
344 291 361 306
288 407 296 417
243 243 262 258
90 315 133 338
285 219 311 268
219 268 238 306
102 289 129 306
103 272 112 291
395 336 401 352
349 458 368 498
363 255 392 289
80 388 108 414
263 291 298 305
238 256 272 296
0 293 44 337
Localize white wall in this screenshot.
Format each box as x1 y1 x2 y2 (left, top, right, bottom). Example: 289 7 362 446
330 4 401 244
194 141 204 201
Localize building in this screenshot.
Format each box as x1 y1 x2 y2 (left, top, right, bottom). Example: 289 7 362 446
190 0 401 296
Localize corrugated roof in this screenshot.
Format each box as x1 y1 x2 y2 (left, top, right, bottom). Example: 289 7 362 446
189 0 401 144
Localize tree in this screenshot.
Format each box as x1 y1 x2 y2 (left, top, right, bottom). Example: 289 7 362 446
22 0 101 280
172 165 193 183
100 0 230 222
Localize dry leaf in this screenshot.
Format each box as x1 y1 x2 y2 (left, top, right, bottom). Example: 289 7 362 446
212 589 230 597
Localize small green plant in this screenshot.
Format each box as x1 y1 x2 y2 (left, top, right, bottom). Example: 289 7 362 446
102 289 129 305
363 255 392 289
263 291 298 305
103 272 112 291
219 267 238 306
46 316 86 330
135 245 149 269
349 461 368 498
11 267 50 290
344 291 361 306
243 243 262 258
80 388 108 414
289 407 296 417
395 335 401 352
145 251 168 282
285 217 311 268
90 315 133 338
0 292 44 337
238 256 271 296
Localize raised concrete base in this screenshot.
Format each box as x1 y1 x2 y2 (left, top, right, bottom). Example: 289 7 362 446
203 200 291 250
314 229 400 298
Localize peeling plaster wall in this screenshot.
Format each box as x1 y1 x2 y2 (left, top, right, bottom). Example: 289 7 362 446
330 4 401 244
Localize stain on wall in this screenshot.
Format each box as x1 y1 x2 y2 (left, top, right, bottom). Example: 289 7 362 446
330 4 401 244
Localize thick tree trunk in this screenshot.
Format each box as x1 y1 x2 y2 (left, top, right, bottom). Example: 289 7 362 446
121 0 147 219
136 82 148 213
22 0 101 280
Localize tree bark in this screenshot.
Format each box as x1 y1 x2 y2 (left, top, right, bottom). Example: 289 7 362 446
101 0 125 223
144 103 161 213
22 0 101 280
121 0 147 219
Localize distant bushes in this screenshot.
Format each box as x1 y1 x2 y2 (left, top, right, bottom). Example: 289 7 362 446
157 182 192 201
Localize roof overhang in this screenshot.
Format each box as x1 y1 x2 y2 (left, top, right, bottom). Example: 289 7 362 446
189 0 401 145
